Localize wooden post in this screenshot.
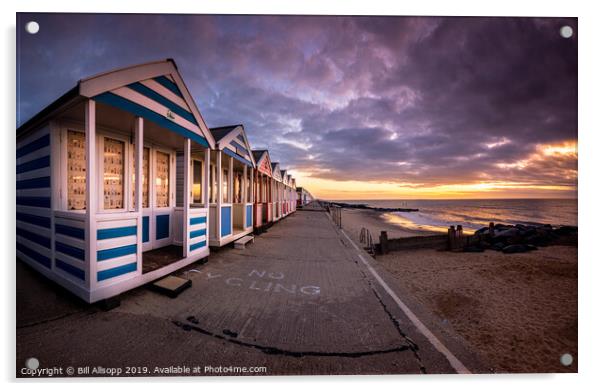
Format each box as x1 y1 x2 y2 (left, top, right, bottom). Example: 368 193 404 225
250 167 254 203
183 138 191 258
210 155 216 204
216 150 222 239
134 116 143 275
204 147 210 209
243 164 248 226
85 99 97 290
228 155 233 203
448 225 456 250
242 164 247 204
380 231 389 254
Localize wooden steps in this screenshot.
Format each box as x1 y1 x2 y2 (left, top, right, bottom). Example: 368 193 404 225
234 235 254 249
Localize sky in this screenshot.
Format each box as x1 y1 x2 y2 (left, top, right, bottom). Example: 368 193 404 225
16 13 578 200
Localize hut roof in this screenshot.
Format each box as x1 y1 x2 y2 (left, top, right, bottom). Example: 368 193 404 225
18 59 216 148
210 124 255 167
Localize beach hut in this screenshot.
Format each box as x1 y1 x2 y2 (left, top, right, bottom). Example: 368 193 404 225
207 125 256 247
288 176 296 214
286 174 293 214
270 162 282 221
297 186 314 207
251 150 273 230
291 178 298 212
16 59 215 303
279 170 288 216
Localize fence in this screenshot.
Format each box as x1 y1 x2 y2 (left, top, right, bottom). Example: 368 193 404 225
325 203 342 228
331 206 341 228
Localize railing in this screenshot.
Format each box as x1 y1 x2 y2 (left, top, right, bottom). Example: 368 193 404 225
328 204 342 228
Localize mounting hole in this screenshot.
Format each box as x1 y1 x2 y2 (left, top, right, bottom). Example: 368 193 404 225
25 21 40 34
560 25 573 38
560 353 573 366
25 357 40 370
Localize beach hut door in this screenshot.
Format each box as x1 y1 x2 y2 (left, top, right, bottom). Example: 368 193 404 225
138 148 174 251
150 150 174 249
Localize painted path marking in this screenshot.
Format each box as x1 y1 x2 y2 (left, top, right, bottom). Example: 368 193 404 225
202 269 321 296
339 228 471 374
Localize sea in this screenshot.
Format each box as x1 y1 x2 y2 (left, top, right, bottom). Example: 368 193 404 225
340 199 577 234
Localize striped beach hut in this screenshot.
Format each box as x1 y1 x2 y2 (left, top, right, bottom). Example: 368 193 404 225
270 162 283 221
207 125 256 247
290 177 297 213
297 186 314 207
16 59 215 303
251 150 273 230
281 173 296 216
280 170 290 216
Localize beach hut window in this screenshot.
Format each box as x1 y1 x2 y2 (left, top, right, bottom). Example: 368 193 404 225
246 170 252 203
103 137 125 210
155 151 170 207
234 172 242 203
222 168 229 203
131 147 149 209
67 130 86 210
192 160 203 204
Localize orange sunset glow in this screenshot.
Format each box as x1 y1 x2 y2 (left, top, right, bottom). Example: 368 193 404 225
290 140 578 200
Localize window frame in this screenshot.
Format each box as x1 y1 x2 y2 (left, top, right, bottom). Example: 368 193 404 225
222 167 229 204
64 128 87 212
98 135 128 213
190 158 204 205
129 144 151 211
153 148 173 209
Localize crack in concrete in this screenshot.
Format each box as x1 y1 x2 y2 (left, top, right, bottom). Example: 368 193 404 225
328 209 427 373
173 317 411 358
17 309 96 329
350 254 427 374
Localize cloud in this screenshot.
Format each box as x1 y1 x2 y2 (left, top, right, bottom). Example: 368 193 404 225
17 14 577 196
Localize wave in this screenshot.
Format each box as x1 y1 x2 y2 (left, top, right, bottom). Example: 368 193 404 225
360 199 577 233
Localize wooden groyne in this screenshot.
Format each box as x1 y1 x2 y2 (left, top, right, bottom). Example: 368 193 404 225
374 222 577 255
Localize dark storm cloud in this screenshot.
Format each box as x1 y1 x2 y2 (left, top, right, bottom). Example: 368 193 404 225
17 14 577 189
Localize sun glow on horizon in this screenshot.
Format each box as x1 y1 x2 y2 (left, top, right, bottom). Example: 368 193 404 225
290 140 577 200
292 176 576 200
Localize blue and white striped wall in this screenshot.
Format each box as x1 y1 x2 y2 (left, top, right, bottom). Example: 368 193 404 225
16 125 53 272
188 210 208 254
96 217 138 283
54 215 86 282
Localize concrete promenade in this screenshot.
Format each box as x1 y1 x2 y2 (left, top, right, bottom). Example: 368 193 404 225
16 205 486 376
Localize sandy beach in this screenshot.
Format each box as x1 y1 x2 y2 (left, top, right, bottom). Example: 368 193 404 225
341 207 577 373
377 246 577 373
